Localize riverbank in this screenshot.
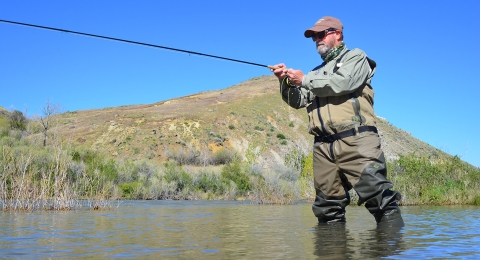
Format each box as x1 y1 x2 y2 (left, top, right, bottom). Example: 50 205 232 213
2 125 479 211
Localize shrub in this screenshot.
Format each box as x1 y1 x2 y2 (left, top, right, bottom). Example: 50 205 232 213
276 133 286 140
163 161 193 192
0 127 8 138
472 196 480 206
300 153 313 178
8 110 27 131
120 182 140 199
135 161 156 181
0 117 9 128
388 153 480 205
71 148 119 182
211 148 236 165
0 143 117 210
165 147 197 165
194 170 226 194
250 170 300 205
221 159 252 195
285 147 308 172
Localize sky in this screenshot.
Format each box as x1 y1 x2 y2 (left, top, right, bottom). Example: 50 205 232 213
1 1 479 167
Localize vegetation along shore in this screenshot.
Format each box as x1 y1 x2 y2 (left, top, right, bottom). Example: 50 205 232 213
2 76 479 211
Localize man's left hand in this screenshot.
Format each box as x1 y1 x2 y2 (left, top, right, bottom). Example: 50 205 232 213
285 68 305 86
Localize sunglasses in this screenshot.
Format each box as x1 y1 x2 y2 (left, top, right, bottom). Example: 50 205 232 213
311 28 337 42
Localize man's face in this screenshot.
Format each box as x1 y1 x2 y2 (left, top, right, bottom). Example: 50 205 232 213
314 30 337 57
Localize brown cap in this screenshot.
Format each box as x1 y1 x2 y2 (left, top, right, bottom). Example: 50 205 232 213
304 16 343 38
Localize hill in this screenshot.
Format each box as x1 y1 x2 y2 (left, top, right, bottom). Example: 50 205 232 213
0 106 8 117
50 75 443 165
4 75 480 206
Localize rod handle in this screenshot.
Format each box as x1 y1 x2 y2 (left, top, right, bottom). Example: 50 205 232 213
267 65 279 70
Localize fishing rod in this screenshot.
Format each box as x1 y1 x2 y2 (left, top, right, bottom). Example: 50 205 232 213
0 19 279 70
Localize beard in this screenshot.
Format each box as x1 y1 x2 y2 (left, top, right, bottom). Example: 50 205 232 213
317 37 335 60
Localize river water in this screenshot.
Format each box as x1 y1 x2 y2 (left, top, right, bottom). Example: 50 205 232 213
0 200 479 259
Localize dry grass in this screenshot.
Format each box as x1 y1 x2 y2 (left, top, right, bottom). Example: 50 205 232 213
0 139 119 211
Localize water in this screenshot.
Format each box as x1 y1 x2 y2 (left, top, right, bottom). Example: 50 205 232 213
0 201 479 259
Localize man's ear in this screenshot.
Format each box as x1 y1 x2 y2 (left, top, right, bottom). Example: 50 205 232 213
335 30 343 41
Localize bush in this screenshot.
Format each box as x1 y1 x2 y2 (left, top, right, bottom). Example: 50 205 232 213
254 126 264 131
388 154 480 205
163 161 192 192
8 110 27 131
0 127 8 138
194 170 226 194
250 170 300 205
472 196 480 206
211 148 236 165
221 159 252 195
0 142 118 210
120 182 140 199
276 133 286 140
300 153 313 178
165 147 197 165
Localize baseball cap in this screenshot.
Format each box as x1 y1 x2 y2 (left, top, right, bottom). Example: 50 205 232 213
304 16 343 38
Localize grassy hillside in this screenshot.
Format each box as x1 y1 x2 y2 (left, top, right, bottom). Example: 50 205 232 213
3 76 479 210
50 75 441 165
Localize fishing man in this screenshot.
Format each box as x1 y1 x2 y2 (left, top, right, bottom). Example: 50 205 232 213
271 16 404 227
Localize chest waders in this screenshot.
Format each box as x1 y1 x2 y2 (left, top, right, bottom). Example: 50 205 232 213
308 52 404 227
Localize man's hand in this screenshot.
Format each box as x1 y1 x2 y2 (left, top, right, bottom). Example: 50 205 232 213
271 63 287 79
285 68 305 86
271 63 304 86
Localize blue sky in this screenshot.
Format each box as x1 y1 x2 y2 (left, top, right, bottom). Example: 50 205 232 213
1 1 479 167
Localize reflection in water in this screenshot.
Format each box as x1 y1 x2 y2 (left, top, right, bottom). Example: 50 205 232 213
358 225 405 259
312 223 405 259
0 201 479 259
313 223 351 259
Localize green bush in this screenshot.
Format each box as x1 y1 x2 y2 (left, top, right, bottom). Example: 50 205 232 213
163 161 192 192
276 133 286 140
212 148 236 165
472 196 480 206
221 159 252 194
194 170 225 194
71 148 119 182
8 110 27 131
0 127 8 138
285 148 307 172
300 153 313 178
388 154 480 205
0 117 9 128
120 182 140 199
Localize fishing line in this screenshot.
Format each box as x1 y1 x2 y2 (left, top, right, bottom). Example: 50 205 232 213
0 19 278 69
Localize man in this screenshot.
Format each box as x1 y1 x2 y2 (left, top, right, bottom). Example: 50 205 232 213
271 16 404 227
